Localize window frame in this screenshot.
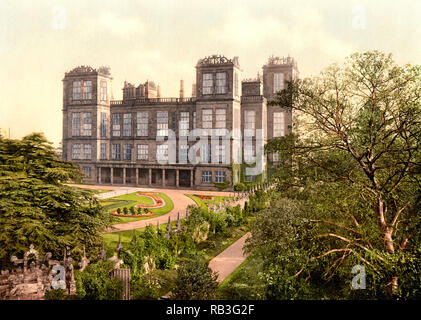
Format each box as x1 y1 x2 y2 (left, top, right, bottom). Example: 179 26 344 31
122 113 132 137
72 143 81 160
156 111 169 137
202 170 212 183
72 81 82 100
137 144 148 160
215 72 227 94
112 144 121 160
202 73 213 95
100 81 107 101
215 171 226 183
83 80 92 100
136 111 149 137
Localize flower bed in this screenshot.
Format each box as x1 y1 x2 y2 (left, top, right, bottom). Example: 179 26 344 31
134 192 166 208
194 194 214 200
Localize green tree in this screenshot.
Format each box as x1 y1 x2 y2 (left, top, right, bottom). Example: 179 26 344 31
0 133 113 267
172 256 219 300
263 51 421 299
75 260 124 300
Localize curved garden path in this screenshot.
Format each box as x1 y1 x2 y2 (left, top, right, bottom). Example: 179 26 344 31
208 232 251 283
69 184 246 233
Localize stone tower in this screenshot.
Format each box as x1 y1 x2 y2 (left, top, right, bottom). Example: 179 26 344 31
262 56 298 162
62 66 113 181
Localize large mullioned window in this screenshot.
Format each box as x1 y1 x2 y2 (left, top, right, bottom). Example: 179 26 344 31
273 112 285 137
137 144 148 160
100 143 107 160
83 144 92 160
83 81 92 100
202 171 212 183
244 143 255 163
72 113 81 136
72 81 82 100
72 144 81 160
157 144 168 161
215 171 226 183
100 81 107 101
112 144 121 160
123 144 132 160
157 111 168 137
273 73 284 93
215 144 226 163
244 110 255 136
202 109 212 135
136 112 148 136
216 72 227 94
202 73 213 95
179 144 188 162
100 113 107 137
215 108 226 136
112 114 121 137
83 112 92 136
72 81 93 100
179 112 189 136
123 113 132 136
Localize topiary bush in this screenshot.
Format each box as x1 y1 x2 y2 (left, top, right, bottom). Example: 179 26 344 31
234 183 245 191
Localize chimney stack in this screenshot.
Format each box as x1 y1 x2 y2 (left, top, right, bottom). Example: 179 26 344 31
192 83 196 98
179 80 184 100
157 85 161 98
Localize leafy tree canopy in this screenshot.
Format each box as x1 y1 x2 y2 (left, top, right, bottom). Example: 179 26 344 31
0 133 113 267
261 51 421 299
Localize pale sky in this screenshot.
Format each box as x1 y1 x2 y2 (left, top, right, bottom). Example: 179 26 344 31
1 0 421 146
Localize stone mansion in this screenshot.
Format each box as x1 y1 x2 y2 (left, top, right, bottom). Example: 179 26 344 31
62 54 298 190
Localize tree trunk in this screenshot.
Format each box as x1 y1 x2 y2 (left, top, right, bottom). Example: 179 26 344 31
378 198 399 298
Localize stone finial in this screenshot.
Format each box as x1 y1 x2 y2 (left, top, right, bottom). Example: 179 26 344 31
108 256 123 269
115 235 123 253
165 216 172 239
98 241 106 260
78 247 90 271
176 212 181 231
130 230 137 246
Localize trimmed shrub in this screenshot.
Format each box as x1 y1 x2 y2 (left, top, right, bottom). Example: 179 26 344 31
234 183 245 191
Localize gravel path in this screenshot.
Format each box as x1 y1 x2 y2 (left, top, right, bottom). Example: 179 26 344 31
208 232 251 283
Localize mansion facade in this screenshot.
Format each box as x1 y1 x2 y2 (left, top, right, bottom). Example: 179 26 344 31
62 54 298 190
